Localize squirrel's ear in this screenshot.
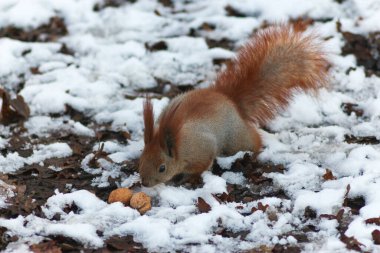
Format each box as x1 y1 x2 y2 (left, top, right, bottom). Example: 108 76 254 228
143 97 154 144
164 130 174 157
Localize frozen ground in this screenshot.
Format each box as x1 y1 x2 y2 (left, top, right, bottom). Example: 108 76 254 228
1 0 380 252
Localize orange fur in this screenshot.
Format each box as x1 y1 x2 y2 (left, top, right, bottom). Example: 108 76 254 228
143 98 154 145
212 25 329 126
139 24 330 187
156 89 223 157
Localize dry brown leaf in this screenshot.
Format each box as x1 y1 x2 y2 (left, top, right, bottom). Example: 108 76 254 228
290 17 314 32
323 169 337 181
372 229 380 245
366 217 380 226
212 192 232 204
304 206 317 219
96 129 131 143
30 240 62 253
105 235 144 251
0 88 30 124
343 184 351 206
88 143 113 168
340 234 364 252
320 209 344 221
336 209 345 222
197 197 211 213
320 214 337 220
251 202 269 213
200 22 215 31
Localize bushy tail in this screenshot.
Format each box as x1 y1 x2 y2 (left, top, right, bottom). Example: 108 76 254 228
212 24 329 126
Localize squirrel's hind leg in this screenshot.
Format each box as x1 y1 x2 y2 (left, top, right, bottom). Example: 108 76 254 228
223 122 262 157
249 125 262 155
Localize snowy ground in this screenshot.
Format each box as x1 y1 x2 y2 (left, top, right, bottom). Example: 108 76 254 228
1 0 380 252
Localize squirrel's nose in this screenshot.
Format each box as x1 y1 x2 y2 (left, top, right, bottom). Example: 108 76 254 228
141 178 149 187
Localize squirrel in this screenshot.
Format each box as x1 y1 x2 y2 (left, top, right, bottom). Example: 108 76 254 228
139 24 329 187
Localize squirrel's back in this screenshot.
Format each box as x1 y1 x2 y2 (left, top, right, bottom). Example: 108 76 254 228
212 24 329 126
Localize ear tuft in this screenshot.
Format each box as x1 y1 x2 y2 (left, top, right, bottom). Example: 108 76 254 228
143 97 154 144
157 99 182 158
164 130 174 157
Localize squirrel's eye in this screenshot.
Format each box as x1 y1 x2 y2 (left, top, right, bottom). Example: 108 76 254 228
158 164 166 173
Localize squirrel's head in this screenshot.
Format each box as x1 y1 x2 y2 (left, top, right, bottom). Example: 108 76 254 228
139 98 184 187
139 141 185 187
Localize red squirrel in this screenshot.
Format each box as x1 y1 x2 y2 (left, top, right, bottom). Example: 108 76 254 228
139 25 329 187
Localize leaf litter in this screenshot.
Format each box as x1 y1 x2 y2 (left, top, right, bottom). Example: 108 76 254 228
1 0 380 252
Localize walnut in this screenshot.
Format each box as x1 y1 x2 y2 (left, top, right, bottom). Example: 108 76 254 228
130 192 151 214
108 188 133 205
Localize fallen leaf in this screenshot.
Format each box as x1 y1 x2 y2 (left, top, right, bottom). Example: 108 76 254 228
344 196 365 215
0 17 67 42
62 203 80 214
304 206 317 219
345 184 351 197
340 234 364 252
224 5 246 17
16 184 26 198
343 184 351 206
336 209 345 222
290 17 314 32
257 245 273 253
341 103 364 117
340 30 380 77
64 104 91 125
323 169 337 181
0 88 30 124
212 192 232 203
58 43 74 56
145 41 168 52
258 202 269 211
30 240 62 253
49 235 81 252
320 214 337 220
345 134 380 145
70 142 84 156
251 202 269 213
249 173 272 184
106 235 142 251
242 196 254 203
320 209 344 221
197 197 211 213
0 227 8 250
88 143 113 168
200 22 215 31
372 230 380 245
30 67 41 75
366 217 380 226
212 194 222 204
96 129 130 143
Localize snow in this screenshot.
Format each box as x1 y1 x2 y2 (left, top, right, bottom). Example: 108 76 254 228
0 0 55 29
1 0 380 252
222 172 246 185
293 188 345 215
228 0 343 20
25 116 95 137
0 143 72 173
